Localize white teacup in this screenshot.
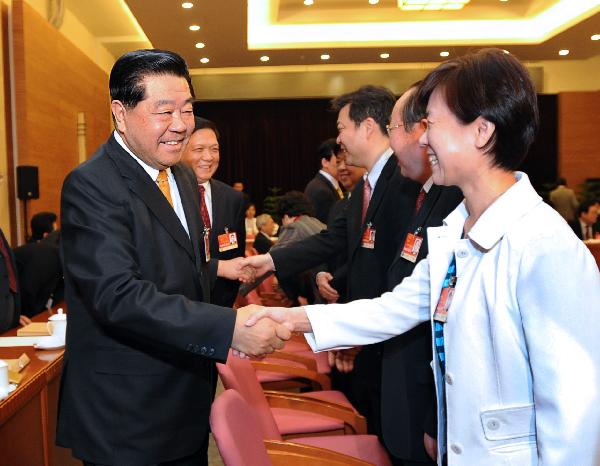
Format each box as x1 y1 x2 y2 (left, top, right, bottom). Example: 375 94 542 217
48 308 67 342
0 360 9 400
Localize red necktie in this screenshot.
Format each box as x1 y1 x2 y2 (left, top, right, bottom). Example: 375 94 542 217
0 237 18 293
361 178 372 225
586 225 593 240
198 185 211 230
414 189 426 214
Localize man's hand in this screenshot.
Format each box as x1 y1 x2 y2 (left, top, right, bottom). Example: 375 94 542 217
232 305 292 358
218 257 256 283
240 254 276 277
327 346 361 373
19 315 32 326
245 306 312 334
316 272 339 303
424 432 438 462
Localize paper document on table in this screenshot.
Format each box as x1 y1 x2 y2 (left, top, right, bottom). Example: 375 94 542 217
0 337 40 347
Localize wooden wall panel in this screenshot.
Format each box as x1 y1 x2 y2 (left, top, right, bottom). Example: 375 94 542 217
12 1 110 240
558 91 600 193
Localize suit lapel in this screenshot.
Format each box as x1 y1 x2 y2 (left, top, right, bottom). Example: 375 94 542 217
317 173 338 197
173 164 204 266
106 136 195 261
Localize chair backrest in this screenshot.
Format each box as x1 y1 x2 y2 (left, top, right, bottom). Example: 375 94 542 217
210 389 273 466
217 352 283 440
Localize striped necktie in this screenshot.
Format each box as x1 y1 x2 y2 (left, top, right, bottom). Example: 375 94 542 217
361 178 372 226
156 170 173 208
198 185 212 230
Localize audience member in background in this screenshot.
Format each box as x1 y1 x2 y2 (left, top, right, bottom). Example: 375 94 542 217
549 176 579 222
232 181 251 209
244 85 420 438
569 199 599 240
254 214 276 254
304 138 344 223
0 227 30 333
246 48 600 466
271 191 326 305
182 117 246 308
379 85 463 466
14 212 64 316
245 203 259 237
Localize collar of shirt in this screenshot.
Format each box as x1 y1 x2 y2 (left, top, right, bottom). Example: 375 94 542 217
444 172 542 251
318 170 340 190
365 147 394 196
422 177 434 194
113 130 171 182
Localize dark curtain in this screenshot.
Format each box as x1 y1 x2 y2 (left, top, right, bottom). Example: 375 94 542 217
194 94 557 211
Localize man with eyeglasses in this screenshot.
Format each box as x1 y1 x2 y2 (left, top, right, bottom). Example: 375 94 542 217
182 117 246 308
243 85 420 440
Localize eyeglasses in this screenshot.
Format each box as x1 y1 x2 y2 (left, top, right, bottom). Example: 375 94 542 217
385 123 404 134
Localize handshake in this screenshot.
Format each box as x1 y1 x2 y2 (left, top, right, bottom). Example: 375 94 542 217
216 253 277 283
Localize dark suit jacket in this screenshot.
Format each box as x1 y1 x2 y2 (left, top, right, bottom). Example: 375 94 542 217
568 219 597 240
254 231 273 255
0 228 20 332
304 172 341 224
14 238 63 317
206 179 246 307
56 135 236 465
382 184 463 461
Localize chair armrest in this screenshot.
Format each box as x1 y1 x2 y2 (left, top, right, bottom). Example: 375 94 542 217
265 440 374 466
251 361 331 390
264 391 367 435
266 350 318 372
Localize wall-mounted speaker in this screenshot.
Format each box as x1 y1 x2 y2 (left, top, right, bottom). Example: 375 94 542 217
17 166 39 200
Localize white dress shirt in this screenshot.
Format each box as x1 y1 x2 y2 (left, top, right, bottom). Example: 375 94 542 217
113 131 190 236
304 172 600 466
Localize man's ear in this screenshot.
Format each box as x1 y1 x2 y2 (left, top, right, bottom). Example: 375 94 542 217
362 117 377 139
474 116 495 150
111 100 127 133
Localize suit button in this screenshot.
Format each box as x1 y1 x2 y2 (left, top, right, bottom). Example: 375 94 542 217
450 444 462 455
208 347 215 356
457 249 468 258
187 344 194 352
200 346 207 355
445 373 454 385
486 419 500 430
194 345 201 353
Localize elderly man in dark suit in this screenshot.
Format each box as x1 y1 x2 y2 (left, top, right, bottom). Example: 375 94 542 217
244 85 420 437
569 199 599 240
56 49 290 466
382 86 463 466
304 138 344 223
182 117 246 308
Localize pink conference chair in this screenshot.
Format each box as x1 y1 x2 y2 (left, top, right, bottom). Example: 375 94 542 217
210 389 373 466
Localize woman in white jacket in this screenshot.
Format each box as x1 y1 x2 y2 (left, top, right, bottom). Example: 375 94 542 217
244 48 600 465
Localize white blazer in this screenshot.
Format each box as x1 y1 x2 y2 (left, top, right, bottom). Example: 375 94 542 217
305 172 600 466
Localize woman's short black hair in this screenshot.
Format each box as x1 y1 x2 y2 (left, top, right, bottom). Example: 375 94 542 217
416 48 539 171
277 191 315 218
109 49 194 109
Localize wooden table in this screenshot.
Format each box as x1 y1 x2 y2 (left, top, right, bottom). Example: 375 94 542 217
0 310 79 466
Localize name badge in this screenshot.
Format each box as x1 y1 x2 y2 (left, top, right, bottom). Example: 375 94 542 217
400 228 424 263
433 276 457 323
203 227 211 262
361 223 376 249
218 228 238 252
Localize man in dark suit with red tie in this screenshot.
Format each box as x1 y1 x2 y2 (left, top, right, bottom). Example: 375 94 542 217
244 85 420 437
0 227 30 332
569 200 599 240
56 49 290 466
304 138 344 224
382 86 463 466
182 117 246 307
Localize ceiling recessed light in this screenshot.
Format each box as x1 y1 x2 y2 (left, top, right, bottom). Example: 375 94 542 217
500 0 508 2
558 49 569 56
181 2 193 8
260 55 270 62
304 0 314 5
200 57 210 64
189 25 200 31
195 42 205 49
591 34 600 41
320 54 330 60
380 53 390 59
502 49 510 54
369 0 380 4
440 51 450 57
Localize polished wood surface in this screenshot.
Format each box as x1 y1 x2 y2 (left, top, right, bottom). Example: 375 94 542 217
586 241 600 269
0 309 78 466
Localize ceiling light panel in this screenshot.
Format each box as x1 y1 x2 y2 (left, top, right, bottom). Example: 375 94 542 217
398 0 470 11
